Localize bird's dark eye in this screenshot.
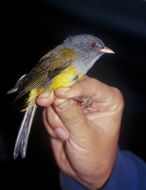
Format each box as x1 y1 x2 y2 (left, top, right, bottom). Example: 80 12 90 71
90 42 96 48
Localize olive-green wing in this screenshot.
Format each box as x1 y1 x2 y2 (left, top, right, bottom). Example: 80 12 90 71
16 47 76 99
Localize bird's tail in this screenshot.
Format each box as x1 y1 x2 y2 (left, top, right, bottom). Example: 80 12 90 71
13 104 37 159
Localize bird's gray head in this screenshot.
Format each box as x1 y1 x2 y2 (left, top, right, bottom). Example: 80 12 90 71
63 34 114 72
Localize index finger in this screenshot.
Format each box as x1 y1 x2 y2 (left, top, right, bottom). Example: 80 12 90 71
55 77 122 104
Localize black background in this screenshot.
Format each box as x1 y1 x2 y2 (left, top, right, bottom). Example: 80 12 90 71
0 0 146 189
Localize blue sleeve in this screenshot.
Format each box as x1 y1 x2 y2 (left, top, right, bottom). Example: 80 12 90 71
60 150 146 190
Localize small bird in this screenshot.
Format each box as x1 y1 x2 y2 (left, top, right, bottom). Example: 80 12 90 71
7 34 114 159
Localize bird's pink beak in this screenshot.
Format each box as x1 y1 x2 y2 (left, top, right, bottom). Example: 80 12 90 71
99 47 115 54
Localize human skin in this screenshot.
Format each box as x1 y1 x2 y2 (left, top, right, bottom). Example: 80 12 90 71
36 77 124 190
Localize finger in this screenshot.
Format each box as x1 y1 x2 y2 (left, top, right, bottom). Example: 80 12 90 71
36 91 55 107
55 77 121 104
53 98 93 145
50 138 76 176
45 105 69 140
42 108 56 138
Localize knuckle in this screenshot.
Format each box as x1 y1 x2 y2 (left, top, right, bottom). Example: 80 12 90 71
88 77 97 84
111 87 124 109
61 105 82 126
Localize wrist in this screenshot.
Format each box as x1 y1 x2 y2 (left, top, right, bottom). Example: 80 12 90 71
74 145 118 189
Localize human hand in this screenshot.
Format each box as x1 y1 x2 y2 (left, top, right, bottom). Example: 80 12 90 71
36 77 124 189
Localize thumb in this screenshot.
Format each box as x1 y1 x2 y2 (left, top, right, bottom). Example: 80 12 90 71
53 98 90 141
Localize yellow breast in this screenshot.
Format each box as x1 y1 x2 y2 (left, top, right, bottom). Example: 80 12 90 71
48 64 78 90
23 64 82 111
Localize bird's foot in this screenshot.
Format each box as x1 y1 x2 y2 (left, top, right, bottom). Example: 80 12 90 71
73 96 94 108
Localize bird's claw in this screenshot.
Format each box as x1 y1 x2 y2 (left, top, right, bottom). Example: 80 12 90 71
73 96 94 108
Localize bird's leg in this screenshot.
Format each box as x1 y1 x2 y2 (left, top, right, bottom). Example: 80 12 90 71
72 96 94 108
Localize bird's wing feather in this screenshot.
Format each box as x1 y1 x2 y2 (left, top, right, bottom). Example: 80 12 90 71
7 74 27 94
16 48 76 99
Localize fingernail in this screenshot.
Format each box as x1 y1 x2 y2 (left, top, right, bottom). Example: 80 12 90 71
55 128 68 140
39 92 50 99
